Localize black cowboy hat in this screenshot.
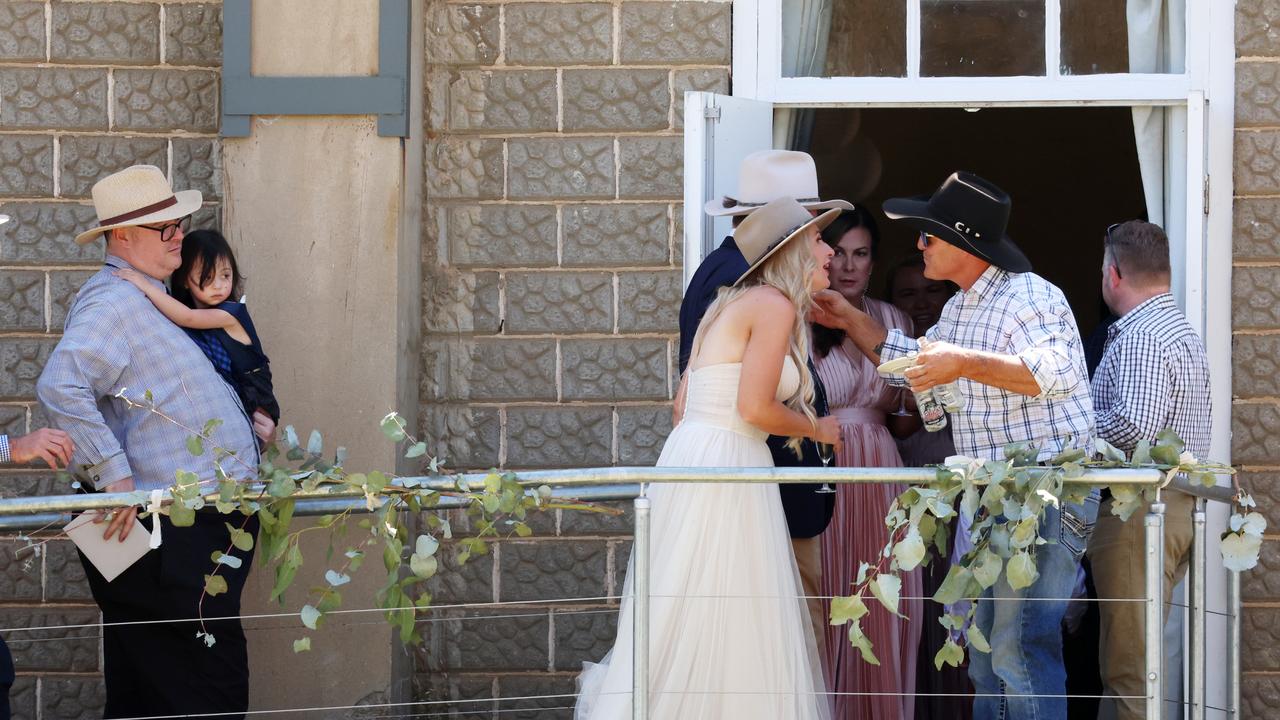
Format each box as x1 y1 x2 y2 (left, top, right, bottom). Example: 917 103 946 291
882 171 1031 273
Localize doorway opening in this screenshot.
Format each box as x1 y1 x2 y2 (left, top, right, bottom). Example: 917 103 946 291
803 106 1147 340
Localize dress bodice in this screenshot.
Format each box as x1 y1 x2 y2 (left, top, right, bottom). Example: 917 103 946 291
682 357 801 440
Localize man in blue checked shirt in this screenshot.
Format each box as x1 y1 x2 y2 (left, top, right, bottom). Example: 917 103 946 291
35 166 273 719
1087 220 1211 720
813 172 1095 720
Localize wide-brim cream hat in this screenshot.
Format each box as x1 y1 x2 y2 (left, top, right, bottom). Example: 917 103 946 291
733 197 841 286
74 165 202 245
705 150 853 217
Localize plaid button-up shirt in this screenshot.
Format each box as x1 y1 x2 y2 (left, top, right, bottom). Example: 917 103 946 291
881 265 1095 461
1091 293 1211 459
36 256 257 492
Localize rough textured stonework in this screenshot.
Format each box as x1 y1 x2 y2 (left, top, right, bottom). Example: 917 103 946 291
0 4 224 712
418 0 727 701
1237 1 1280 704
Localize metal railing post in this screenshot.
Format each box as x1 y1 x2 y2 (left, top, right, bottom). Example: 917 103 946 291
1189 498 1206 720
633 496 651 720
1228 568 1241 717
1145 500 1166 720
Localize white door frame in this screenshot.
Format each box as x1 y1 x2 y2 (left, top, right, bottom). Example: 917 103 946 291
706 0 1236 714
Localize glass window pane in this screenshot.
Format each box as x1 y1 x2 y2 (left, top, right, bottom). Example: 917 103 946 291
1061 0 1184 75
782 0 906 78
921 1 1046 77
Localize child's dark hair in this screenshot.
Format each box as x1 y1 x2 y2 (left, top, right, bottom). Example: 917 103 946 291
171 229 244 308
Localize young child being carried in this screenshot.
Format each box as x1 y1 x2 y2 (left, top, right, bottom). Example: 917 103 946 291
116 229 281 425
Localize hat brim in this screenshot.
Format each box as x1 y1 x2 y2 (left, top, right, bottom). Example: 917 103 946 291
74 190 203 245
733 207 843 287
882 196 1032 274
705 197 854 217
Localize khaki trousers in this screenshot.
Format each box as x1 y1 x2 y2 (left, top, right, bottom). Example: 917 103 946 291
1087 490 1195 720
791 536 828 664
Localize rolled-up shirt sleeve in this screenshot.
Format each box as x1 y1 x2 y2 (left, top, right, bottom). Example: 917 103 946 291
36 295 132 490
877 328 920 388
1008 299 1084 400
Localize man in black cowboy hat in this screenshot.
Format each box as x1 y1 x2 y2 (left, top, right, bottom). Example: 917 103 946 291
813 171 1095 720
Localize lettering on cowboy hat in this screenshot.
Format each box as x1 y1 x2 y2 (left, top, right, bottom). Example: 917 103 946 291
732 197 842 286
882 171 1031 274
705 150 853 217
74 165 203 245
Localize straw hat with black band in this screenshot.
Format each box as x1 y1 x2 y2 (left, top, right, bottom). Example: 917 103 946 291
732 197 842 286
74 165 203 245
707 150 854 218
882 171 1032 274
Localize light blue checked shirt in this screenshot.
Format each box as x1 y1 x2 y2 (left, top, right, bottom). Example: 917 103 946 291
36 256 258 492
881 265 1095 461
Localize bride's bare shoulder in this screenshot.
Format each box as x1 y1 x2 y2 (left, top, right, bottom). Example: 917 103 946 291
736 285 791 311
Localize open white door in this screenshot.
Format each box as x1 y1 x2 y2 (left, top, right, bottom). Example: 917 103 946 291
681 92 774 288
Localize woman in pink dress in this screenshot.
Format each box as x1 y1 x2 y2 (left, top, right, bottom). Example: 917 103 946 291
813 207 923 719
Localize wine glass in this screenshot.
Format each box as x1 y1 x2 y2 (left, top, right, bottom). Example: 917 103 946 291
815 442 837 494
892 388 912 417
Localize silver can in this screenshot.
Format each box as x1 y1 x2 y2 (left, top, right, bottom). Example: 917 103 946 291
914 388 948 432
933 381 965 412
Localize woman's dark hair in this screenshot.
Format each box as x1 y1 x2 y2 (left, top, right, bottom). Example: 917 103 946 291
171 229 244 308
813 207 880 358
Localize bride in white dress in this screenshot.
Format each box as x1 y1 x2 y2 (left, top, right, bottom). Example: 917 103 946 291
576 197 843 720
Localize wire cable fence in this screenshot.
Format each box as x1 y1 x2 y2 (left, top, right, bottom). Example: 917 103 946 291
0 467 1241 720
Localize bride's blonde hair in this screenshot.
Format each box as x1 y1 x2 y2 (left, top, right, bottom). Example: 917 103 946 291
688 229 820 455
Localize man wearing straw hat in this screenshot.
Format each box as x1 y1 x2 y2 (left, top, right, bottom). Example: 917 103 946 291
814 171 1095 720
678 149 853 661
35 166 272 718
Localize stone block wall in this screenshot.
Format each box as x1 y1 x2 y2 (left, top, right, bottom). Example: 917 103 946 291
0 3 222 717
1236 0 1280 713
416 0 729 712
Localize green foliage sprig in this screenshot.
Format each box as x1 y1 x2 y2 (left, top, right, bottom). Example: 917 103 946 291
830 431 1252 670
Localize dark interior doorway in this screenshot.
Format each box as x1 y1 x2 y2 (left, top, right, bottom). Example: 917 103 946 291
805 106 1147 339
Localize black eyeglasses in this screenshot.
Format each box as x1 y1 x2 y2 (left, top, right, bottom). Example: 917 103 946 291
1104 222 1123 279
139 215 191 243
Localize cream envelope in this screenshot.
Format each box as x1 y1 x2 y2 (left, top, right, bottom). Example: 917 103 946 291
64 511 152 582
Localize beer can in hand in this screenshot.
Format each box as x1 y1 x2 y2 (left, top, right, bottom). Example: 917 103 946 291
914 388 948 432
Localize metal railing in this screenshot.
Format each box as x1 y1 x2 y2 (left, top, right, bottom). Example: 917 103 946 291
0 466 1242 720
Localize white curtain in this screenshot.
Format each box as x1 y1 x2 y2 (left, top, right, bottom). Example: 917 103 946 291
774 0 832 150
1128 0 1188 302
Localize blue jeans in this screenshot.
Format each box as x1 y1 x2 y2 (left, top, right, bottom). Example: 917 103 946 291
969 492 1100 720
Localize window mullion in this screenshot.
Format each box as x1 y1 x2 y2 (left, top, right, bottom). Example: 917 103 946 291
906 0 921 79
1045 0 1061 78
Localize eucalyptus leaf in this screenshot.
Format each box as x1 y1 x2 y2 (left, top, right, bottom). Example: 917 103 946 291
307 430 323 456
380 413 406 442
869 574 903 617
410 553 439 580
293 637 311 653
226 523 254 552
415 535 440 557
211 551 242 569
325 570 351 587
1007 551 1040 590
1092 438 1126 463
300 604 321 630
204 574 228 596
284 425 300 450
966 623 992 654
406 442 428 459
848 622 880 666
972 548 1003 589
1221 531 1262 572
169 502 195 527
933 565 974 605
1131 439 1152 465
893 527 926 571
829 594 869 626
186 435 204 457
934 638 965 670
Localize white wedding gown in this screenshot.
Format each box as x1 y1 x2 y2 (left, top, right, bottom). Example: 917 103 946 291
575 359 832 720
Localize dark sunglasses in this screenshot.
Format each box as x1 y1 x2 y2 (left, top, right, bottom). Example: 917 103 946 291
138 215 191 243
918 232 935 247
1104 222 1124 279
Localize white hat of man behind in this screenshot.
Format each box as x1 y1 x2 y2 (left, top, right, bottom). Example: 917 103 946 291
74 165 202 245
704 150 853 217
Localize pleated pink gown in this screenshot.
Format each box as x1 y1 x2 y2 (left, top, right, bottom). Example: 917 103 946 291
815 297 922 720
